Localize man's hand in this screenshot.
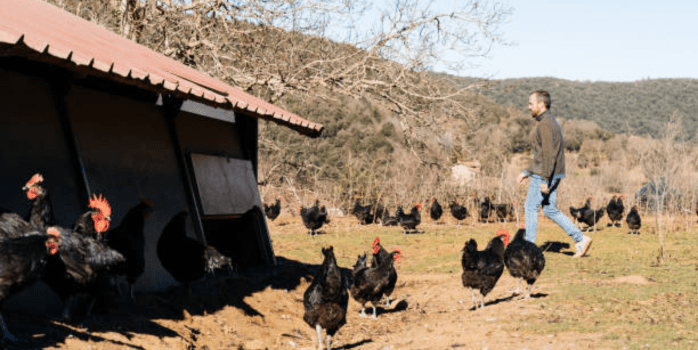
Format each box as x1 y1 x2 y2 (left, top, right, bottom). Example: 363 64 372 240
540 183 549 194
516 172 528 185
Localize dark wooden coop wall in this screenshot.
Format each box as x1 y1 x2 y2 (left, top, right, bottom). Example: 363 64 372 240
0 66 84 224
65 84 190 292
0 58 274 295
0 63 88 313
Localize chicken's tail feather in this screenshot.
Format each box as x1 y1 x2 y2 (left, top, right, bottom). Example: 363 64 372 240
204 245 232 273
86 247 125 270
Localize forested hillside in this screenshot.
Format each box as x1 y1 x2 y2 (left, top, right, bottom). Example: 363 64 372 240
470 77 698 139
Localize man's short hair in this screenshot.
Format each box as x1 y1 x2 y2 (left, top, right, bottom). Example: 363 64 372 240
531 90 551 109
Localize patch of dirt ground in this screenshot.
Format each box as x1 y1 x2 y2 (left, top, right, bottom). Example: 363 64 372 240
3 217 606 350
5 270 603 350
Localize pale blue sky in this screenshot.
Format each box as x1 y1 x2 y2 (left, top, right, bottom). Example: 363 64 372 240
464 0 698 82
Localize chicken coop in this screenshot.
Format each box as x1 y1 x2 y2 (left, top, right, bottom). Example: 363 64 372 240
0 0 322 306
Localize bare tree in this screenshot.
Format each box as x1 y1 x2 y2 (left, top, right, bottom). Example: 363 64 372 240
50 0 511 206
639 113 689 264
53 0 510 128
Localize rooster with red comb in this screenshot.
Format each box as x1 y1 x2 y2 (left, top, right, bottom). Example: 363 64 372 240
73 193 112 240
22 173 55 231
496 229 511 247
371 237 400 307
351 244 401 319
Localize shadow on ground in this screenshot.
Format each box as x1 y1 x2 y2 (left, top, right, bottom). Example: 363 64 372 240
466 292 549 311
2 255 333 349
539 241 570 254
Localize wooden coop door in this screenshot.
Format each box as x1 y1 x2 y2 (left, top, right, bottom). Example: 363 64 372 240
189 153 274 267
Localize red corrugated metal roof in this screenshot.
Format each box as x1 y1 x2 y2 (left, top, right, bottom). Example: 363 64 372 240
0 0 323 137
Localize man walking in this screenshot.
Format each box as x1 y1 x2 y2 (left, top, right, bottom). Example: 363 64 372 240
515 90 592 258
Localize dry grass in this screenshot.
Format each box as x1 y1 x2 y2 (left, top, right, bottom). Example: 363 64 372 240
270 213 698 349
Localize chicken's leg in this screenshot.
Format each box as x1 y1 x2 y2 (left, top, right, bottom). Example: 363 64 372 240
129 283 137 303
111 275 125 298
508 278 522 295
359 307 367 318
86 296 97 317
315 324 323 350
61 295 82 321
524 282 533 300
469 287 478 310
325 333 332 350
0 314 17 342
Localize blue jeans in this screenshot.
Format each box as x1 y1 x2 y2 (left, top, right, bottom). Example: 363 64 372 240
524 176 583 244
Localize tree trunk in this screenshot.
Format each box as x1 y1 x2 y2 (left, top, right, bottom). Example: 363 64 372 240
656 191 665 264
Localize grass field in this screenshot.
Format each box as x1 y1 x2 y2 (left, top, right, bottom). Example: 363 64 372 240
271 215 698 349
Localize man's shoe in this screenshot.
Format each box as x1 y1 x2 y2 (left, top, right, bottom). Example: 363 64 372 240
573 235 593 258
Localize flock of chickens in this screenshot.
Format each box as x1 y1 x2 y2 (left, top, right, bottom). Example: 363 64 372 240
0 174 232 342
301 230 546 350
264 193 643 237
263 196 518 236
569 194 642 234
260 194 650 349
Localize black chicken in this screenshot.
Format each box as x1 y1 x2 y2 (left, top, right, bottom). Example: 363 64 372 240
351 253 368 277
0 174 55 240
578 206 605 232
396 204 422 234
569 197 592 227
42 194 117 321
300 200 330 236
0 212 32 239
504 229 546 299
105 198 153 303
0 228 61 341
22 173 56 231
0 174 58 239
371 237 400 307
449 200 469 226
373 203 384 224
626 205 641 235
350 247 400 319
157 211 232 296
478 197 494 223
492 202 515 223
42 225 125 321
461 235 506 310
606 195 625 227
303 246 348 350
351 198 375 225
430 197 443 224
380 208 399 226
264 197 282 221
73 193 112 241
